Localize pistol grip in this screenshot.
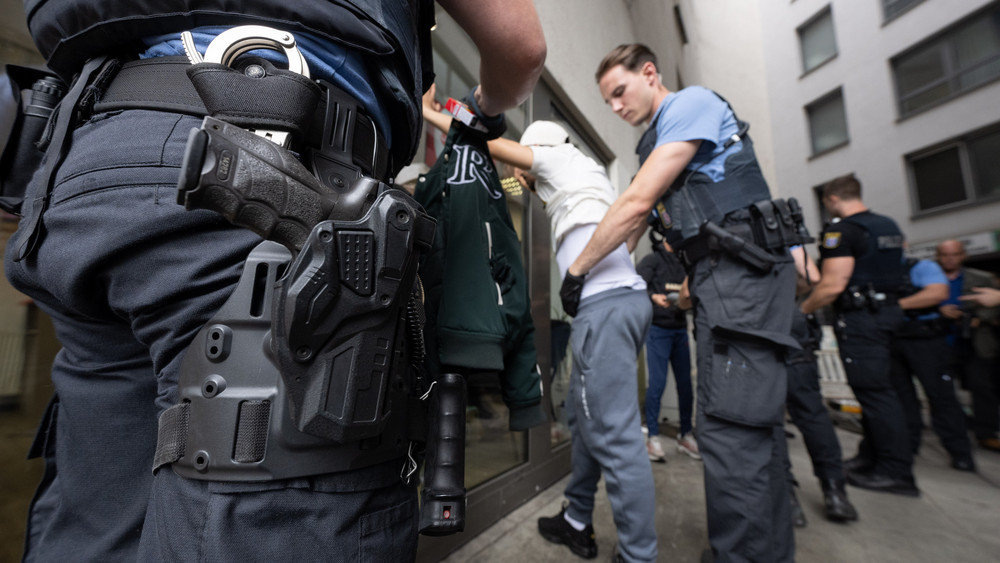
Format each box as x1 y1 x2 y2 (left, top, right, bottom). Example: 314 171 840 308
177 117 332 252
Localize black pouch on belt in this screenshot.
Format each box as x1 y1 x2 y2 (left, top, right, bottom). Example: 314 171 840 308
0 65 66 215
748 199 793 251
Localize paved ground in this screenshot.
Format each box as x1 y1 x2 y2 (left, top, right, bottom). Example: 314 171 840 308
441 423 1000 563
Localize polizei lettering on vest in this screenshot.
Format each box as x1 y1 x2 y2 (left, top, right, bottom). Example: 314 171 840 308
877 235 904 249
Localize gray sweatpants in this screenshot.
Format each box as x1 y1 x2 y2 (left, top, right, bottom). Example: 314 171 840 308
564 288 657 563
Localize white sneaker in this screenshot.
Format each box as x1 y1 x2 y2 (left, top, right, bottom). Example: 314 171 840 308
677 433 702 460
647 436 667 463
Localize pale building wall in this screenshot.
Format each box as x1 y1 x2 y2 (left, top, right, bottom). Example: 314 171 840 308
674 0 779 193
759 0 1000 248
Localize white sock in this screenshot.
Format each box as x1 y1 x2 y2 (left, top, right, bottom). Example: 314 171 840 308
563 511 587 531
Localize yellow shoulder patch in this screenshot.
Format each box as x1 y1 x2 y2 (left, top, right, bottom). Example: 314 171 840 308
823 232 841 249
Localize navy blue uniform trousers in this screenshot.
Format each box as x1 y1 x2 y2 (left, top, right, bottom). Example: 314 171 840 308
837 307 914 480
690 247 796 563
6 109 417 562
785 310 844 482
890 327 972 461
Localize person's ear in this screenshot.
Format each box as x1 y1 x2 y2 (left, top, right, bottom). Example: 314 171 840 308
641 61 659 84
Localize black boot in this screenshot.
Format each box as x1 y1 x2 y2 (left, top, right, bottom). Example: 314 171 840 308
842 454 874 474
820 478 859 522
846 469 920 497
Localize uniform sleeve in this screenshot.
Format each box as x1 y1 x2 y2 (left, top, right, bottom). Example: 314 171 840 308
818 221 864 259
911 259 948 287
654 87 728 151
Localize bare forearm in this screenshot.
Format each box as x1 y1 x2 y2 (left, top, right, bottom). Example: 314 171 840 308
626 223 647 253
959 287 1000 308
439 0 546 115
569 195 648 275
422 103 453 134
802 256 854 314
801 282 841 314
486 137 534 170
568 142 698 275
899 284 948 310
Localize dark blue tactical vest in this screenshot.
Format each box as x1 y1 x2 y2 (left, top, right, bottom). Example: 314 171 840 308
637 91 772 241
23 0 434 171
839 211 908 293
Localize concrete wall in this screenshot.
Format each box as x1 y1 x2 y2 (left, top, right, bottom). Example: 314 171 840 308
674 0 779 191
533 0 645 194
758 0 1000 247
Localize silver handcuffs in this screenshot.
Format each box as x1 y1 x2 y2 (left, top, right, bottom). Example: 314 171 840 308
181 25 311 147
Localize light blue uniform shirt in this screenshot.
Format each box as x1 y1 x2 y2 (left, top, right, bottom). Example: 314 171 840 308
908 259 948 320
651 85 741 182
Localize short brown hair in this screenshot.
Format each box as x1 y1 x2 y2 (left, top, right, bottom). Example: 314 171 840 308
595 44 658 82
822 174 862 201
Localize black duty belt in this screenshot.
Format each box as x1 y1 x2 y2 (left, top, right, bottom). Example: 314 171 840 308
93 56 389 180
676 216 776 270
834 288 900 312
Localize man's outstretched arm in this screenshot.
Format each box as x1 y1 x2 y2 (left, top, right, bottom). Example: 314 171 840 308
899 283 948 310
422 84 535 169
800 257 854 314
438 0 546 115
567 140 698 277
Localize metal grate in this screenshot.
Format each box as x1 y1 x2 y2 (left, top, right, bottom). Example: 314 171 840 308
816 349 855 401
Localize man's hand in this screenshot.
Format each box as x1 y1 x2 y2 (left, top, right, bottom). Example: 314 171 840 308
651 293 670 308
560 271 586 317
960 287 1000 308
677 277 692 310
423 83 442 113
939 304 964 320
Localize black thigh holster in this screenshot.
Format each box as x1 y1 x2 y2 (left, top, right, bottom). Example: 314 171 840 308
154 186 435 481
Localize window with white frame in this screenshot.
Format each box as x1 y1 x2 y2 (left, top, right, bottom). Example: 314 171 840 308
806 88 848 155
892 4 1000 117
908 125 1000 213
798 6 837 73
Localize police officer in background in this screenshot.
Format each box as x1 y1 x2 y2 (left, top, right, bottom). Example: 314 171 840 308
892 257 975 471
566 43 805 563
5 1 545 561
801 174 918 497
785 246 858 524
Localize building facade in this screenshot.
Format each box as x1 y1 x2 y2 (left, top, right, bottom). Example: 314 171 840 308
757 0 1000 266
0 2 703 561
10 1 994 560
